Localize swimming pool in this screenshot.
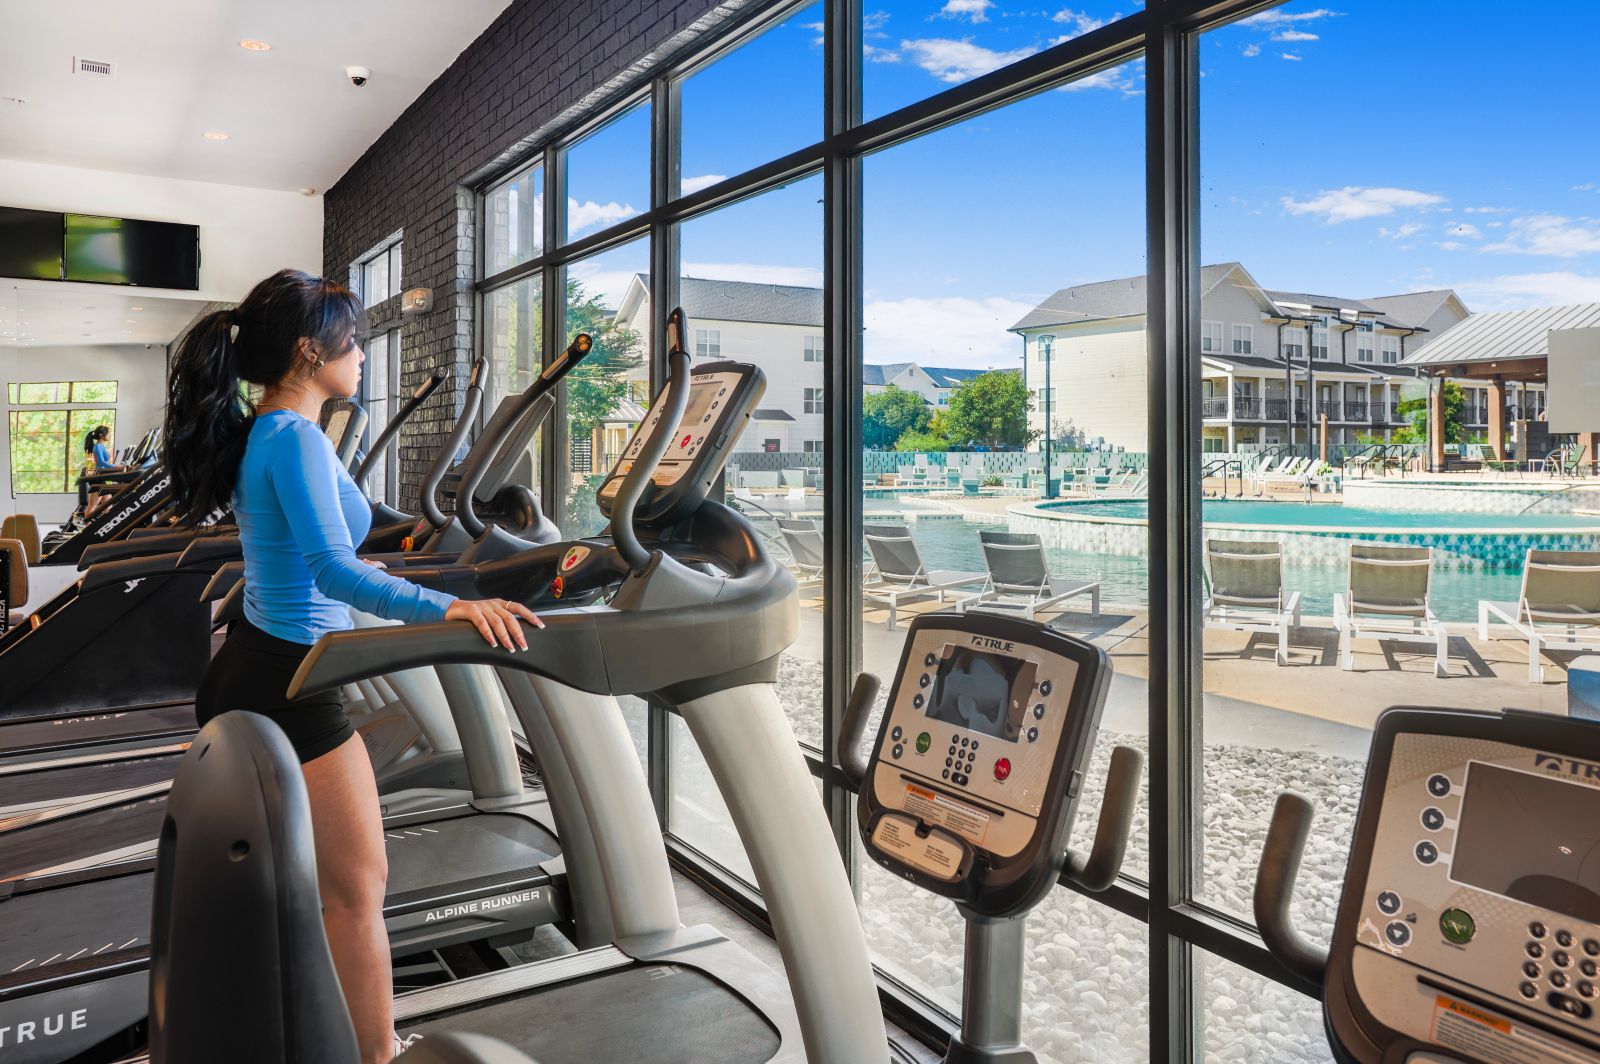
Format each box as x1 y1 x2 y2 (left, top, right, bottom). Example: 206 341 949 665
1046 498 1600 531
1014 497 1600 571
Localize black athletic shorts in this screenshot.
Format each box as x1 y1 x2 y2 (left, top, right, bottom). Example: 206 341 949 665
195 617 352 763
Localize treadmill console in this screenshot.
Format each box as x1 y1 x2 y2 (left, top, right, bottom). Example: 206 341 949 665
857 613 1110 915
1329 707 1600 1063
596 361 764 526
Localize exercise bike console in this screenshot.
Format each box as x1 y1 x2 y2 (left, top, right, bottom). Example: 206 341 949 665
855 612 1112 916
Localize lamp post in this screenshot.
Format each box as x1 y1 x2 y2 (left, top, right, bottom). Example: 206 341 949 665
1041 334 1055 499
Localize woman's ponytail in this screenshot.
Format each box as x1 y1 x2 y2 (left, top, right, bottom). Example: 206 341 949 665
162 309 252 524
160 269 363 525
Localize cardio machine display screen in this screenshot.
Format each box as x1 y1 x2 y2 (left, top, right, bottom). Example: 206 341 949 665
1451 762 1600 925
923 646 1030 743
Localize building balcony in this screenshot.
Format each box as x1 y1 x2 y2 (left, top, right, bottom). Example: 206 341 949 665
1315 401 1342 421
1265 398 1290 421
1232 397 1262 420
1202 397 1228 418
1342 401 1368 421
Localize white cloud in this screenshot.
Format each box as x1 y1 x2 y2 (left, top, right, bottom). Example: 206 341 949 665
1281 186 1445 223
938 0 992 22
1447 222 1483 240
1451 271 1600 311
567 198 636 236
1438 241 1466 252
1242 43 1261 57
900 37 1037 82
1272 30 1319 41
1240 7 1342 26
565 263 642 311
1280 52 1303 60
1051 8 1109 36
682 262 825 288
865 42 902 62
1482 214 1600 258
864 10 891 31
1464 205 1513 214
681 174 727 195
1056 64 1139 94
1378 222 1425 240
1574 182 1598 192
862 295 1035 367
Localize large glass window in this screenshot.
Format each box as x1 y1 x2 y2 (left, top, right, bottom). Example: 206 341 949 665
485 165 543 276
360 328 403 505
484 276 544 411
563 102 650 243
679 3 822 189
8 407 117 493
360 241 403 306
561 237 649 539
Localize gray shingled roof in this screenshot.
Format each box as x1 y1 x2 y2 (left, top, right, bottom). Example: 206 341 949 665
1404 303 1600 366
1361 290 1459 330
863 362 916 387
1263 290 1384 315
1010 263 1243 332
925 367 1005 387
633 274 824 327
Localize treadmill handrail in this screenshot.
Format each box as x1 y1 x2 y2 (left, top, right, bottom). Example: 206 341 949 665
455 334 592 537
419 359 487 530
612 308 692 573
353 366 450 489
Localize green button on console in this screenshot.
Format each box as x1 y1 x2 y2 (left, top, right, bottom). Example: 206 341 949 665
915 732 931 755
1440 908 1476 945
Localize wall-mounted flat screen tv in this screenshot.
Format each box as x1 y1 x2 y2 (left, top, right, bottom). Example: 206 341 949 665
64 213 200 290
0 207 66 281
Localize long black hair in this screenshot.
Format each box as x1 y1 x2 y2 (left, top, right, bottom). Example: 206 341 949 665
162 269 362 524
83 425 109 454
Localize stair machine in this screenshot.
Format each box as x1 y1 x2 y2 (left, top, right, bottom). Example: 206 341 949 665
838 612 1143 1063
1255 706 1600 1063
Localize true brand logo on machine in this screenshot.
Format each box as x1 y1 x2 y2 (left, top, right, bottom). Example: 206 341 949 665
91 473 172 538
969 636 1015 653
1533 753 1600 782
0 1008 89 1048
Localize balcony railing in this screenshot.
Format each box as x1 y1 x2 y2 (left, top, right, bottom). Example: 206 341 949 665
1265 398 1289 420
1233 396 1262 419
1342 401 1368 421
1202 397 1228 418
1315 401 1342 420
1465 407 1488 426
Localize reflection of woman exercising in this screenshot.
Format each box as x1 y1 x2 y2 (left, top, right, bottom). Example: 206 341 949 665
80 426 118 516
163 269 542 1063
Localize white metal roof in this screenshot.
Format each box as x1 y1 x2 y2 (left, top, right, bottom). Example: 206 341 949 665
1403 303 1600 366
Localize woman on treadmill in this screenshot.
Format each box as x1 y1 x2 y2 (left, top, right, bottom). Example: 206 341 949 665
162 268 541 1064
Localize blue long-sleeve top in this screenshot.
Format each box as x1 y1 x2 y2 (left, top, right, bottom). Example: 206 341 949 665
236 409 456 644
92 442 114 471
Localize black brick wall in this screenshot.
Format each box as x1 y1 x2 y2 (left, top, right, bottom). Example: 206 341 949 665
323 0 736 510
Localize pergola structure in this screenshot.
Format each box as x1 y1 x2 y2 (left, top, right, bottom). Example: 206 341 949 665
1402 303 1600 470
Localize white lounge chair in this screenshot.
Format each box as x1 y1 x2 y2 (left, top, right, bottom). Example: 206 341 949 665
961 531 1100 621
1203 538 1302 666
1478 549 1600 682
1333 543 1450 677
863 522 986 630
776 517 824 588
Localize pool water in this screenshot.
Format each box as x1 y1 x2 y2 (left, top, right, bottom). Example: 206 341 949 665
1046 499 1600 530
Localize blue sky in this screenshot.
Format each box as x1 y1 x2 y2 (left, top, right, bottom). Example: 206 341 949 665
559 1 1600 369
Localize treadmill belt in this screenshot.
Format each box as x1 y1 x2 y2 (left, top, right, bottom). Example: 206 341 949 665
0 871 152 979
0 703 195 755
403 964 781 1064
385 812 560 909
0 793 166 881
4 751 183 808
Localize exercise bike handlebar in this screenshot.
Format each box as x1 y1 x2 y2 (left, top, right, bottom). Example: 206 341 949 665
419 358 487 531
1253 791 1330 990
353 366 450 490
611 308 692 575
455 334 592 537
1062 744 1143 892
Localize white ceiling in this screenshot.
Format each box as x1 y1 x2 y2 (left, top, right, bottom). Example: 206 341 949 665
0 281 212 349
0 0 515 193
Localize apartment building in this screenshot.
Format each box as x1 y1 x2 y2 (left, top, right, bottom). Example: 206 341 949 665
1008 262 1538 452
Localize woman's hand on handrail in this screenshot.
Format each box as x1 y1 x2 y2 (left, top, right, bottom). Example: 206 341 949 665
446 598 543 650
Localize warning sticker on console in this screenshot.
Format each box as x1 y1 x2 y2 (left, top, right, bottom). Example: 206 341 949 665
1430 995 1591 1064
903 783 990 847
872 814 964 882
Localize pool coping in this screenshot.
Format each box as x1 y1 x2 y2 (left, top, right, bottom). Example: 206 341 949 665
1008 499 1600 536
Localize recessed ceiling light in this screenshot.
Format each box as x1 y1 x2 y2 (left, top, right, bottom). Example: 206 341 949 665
129 306 143 311
239 39 272 52
203 131 230 141
125 319 137 324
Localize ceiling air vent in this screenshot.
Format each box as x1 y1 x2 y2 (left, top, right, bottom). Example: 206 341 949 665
71 57 116 78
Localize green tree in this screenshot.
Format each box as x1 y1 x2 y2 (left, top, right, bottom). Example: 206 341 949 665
941 371 1036 449
894 430 949 452
564 279 645 437
863 385 932 449
1393 380 1464 445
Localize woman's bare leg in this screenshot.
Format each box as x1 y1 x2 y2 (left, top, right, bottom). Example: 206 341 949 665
303 733 393 1063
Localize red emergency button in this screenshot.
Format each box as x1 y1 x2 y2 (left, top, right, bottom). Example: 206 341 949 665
993 758 1011 782
680 433 693 447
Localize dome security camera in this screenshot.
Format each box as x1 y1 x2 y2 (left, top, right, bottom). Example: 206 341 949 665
346 66 370 87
